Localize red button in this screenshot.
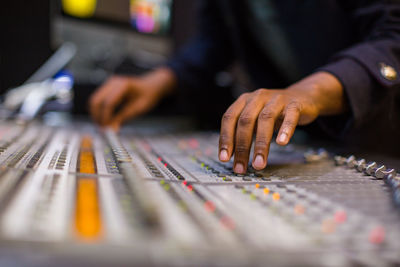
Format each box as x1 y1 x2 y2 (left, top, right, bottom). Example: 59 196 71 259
334 210 347 223
369 226 385 244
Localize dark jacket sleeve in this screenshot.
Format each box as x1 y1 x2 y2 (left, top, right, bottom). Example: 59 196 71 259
318 0 400 133
166 1 234 89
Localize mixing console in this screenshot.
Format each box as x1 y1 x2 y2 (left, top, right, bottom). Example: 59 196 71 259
0 120 399 266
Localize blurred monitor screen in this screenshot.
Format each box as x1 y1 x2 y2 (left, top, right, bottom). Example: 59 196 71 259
61 0 172 35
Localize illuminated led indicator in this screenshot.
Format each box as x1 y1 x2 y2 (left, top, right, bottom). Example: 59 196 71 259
263 188 270 195
164 163 168 167
62 0 97 18
204 201 216 212
79 136 96 174
160 180 165 185
157 157 162 161
188 138 199 149
75 178 102 241
369 226 385 244
322 219 336 234
187 185 193 192
255 183 260 189
205 148 213 156
294 204 305 215
272 192 280 201
81 135 92 149
220 216 235 230
182 180 188 186
334 210 347 223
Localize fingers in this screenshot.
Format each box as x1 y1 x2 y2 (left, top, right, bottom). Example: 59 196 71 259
218 94 249 162
252 98 284 170
276 101 301 145
111 96 152 130
89 77 127 125
99 85 129 126
232 97 266 174
89 76 134 127
89 85 109 125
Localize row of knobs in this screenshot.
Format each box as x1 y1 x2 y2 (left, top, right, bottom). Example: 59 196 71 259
334 155 397 179
334 155 400 208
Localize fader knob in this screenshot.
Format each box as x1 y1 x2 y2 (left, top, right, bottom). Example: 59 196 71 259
346 155 357 168
374 167 396 179
317 148 329 159
364 162 377 175
355 159 366 172
371 165 386 179
334 156 346 166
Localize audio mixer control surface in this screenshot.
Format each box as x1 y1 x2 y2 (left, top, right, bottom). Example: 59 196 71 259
0 120 398 266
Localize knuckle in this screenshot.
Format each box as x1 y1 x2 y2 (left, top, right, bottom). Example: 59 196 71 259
238 115 253 127
282 120 296 129
253 88 266 97
238 93 250 100
219 134 231 144
222 112 234 123
287 101 302 112
273 94 284 102
259 109 276 121
235 145 249 154
254 139 269 149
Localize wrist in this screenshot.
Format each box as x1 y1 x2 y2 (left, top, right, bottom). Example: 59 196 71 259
141 67 177 96
287 71 347 116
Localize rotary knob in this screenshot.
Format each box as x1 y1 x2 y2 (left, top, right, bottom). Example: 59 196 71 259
364 162 378 176
346 155 357 168
334 156 346 166
355 159 366 172
374 167 396 179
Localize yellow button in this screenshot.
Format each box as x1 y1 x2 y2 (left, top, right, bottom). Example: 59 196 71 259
322 219 336 234
272 192 280 201
255 183 260 189
379 63 397 81
263 188 270 195
294 204 305 215
75 178 102 241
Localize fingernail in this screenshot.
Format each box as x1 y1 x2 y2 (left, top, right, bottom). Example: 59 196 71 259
234 163 244 174
219 149 229 161
278 132 288 144
253 154 264 169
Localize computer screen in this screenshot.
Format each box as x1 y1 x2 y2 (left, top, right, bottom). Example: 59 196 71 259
61 0 173 35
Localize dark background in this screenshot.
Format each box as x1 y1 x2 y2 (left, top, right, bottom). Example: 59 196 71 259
1 0 52 93
0 0 233 129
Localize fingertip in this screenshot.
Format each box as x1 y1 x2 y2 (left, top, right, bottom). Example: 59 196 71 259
252 154 266 170
110 122 121 133
276 132 288 146
219 149 229 162
233 162 245 174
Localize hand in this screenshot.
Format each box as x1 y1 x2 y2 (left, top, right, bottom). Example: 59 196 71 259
89 68 176 131
218 72 346 174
